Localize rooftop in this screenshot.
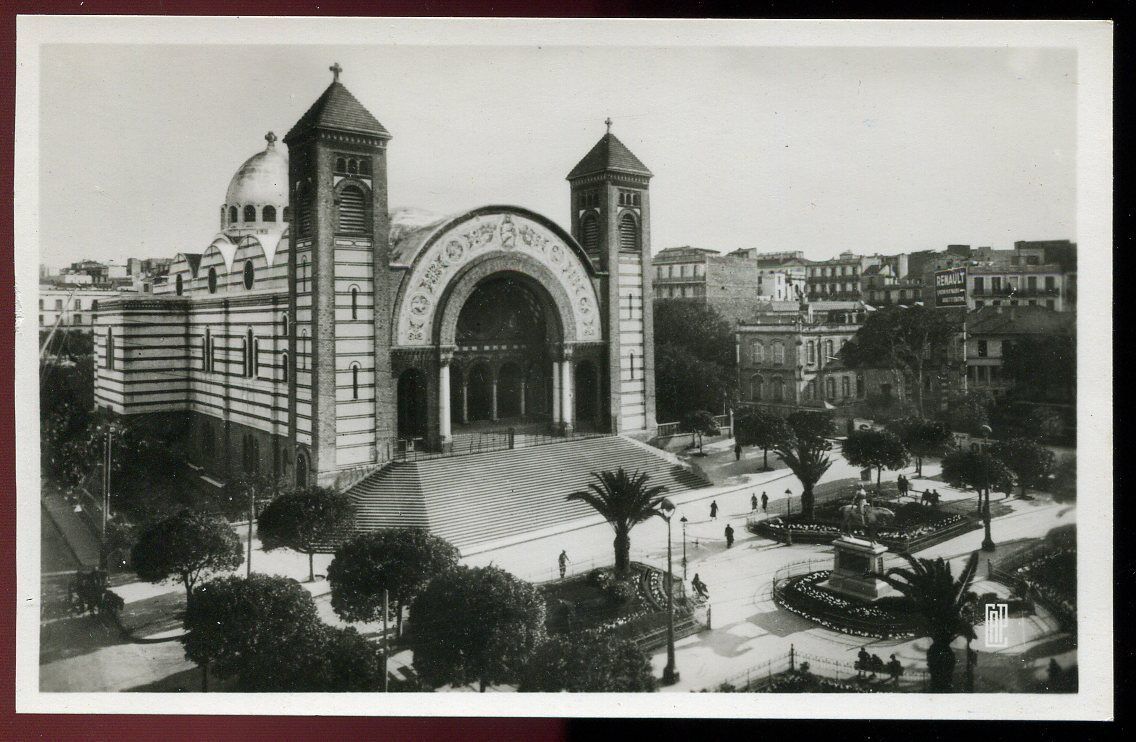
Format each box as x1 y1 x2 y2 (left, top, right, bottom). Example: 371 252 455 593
285 76 390 142
967 305 1075 336
566 130 652 180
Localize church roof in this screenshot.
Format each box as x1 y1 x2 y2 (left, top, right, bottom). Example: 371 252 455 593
182 253 202 275
285 81 390 142
566 132 652 180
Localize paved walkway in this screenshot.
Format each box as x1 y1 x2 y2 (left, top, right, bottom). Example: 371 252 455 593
41 484 102 568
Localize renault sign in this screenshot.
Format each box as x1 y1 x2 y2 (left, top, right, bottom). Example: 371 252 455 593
935 267 967 307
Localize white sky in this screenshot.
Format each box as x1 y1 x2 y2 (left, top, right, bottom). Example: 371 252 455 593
38 43 1076 269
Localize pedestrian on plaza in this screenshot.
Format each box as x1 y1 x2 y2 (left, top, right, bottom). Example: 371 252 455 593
734 442 742 461
709 500 718 520
887 654 903 686
856 646 870 679
751 493 758 511
869 653 884 679
691 573 710 599
724 523 735 548
898 475 908 497
558 550 570 579
761 492 769 513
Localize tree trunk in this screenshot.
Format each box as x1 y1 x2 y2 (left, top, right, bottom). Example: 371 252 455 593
479 679 487 693
876 467 882 487
396 601 404 637
763 448 769 470
916 455 923 477
926 639 956 692
308 551 315 583
614 530 631 575
981 488 995 551
201 661 209 692
800 484 815 522
915 363 925 417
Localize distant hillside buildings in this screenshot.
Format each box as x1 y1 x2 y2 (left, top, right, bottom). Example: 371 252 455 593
38 257 173 333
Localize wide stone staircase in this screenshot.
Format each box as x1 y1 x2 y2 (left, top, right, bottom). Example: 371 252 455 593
347 435 709 552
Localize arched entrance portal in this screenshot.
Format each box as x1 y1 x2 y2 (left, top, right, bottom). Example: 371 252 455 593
397 368 429 439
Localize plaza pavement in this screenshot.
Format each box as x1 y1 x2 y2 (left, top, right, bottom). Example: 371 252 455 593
38 441 1075 693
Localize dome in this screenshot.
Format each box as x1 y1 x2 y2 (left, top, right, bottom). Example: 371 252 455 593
225 132 288 207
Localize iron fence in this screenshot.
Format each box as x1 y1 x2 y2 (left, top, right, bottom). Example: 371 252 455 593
379 429 611 464
709 645 928 692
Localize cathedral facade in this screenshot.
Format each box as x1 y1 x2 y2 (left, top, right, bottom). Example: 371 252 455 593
93 69 657 491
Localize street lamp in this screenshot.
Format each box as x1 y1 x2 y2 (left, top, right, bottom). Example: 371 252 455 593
655 497 679 685
680 515 688 581
784 488 794 546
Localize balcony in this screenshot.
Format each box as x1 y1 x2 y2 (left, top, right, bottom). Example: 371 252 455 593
971 286 1059 298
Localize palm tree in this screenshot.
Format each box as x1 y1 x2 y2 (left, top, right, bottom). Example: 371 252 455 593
875 551 979 692
567 468 666 575
774 438 833 522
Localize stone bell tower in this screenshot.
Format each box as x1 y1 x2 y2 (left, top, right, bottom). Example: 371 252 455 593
566 119 656 434
284 63 395 487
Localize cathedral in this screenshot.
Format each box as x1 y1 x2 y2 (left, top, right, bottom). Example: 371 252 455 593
93 66 658 496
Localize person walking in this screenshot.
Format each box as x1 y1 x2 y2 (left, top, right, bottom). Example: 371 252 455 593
750 493 758 512
734 442 742 461
724 523 735 548
709 500 718 520
887 654 902 686
691 573 709 599
897 475 907 497
857 646 870 679
761 492 768 513
558 550 570 579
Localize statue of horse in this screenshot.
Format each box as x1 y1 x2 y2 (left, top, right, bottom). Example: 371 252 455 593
839 503 896 544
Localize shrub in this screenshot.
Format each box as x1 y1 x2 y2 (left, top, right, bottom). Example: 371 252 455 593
603 579 638 607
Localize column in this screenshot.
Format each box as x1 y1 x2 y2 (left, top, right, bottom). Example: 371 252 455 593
519 377 527 417
438 360 452 444
490 371 499 422
595 369 603 429
551 361 561 428
561 356 574 434
460 375 469 423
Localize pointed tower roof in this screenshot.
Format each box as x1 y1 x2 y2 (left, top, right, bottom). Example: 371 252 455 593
285 66 390 142
566 123 652 180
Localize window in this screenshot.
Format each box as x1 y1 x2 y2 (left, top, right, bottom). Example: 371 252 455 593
580 213 599 255
351 286 359 319
282 206 290 223
296 183 313 238
773 377 785 401
338 185 366 233
229 206 238 224
992 277 1003 292
244 205 257 222
243 260 255 290
347 159 358 175
253 338 261 378
807 341 815 364
300 330 308 370
246 329 255 378
299 258 308 293
750 342 764 365
773 342 785 365
977 340 987 358
38 299 43 310
359 159 371 176
281 313 289 339
824 340 834 363
176 274 184 296
281 352 289 383
55 299 63 310
73 314 82 325
208 267 218 293
91 300 99 312
351 363 360 399
826 377 836 399
203 329 210 371
335 157 346 174
973 277 984 294
856 375 865 398
751 374 763 400
841 377 850 398
263 205 277 223
105 328 114 369
804 380 815 400
1027 276 1038 291
1045 276 1056 290
618 213 639 252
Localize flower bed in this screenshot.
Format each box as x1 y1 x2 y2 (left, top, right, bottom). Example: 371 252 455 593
773 570 915 639
1012 547 1077 626
751 502 978 550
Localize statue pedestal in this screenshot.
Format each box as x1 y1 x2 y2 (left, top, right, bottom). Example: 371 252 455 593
820 536 897 602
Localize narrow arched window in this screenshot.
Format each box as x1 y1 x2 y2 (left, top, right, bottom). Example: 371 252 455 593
826 377 836 399
246 329 255 378
208 267 218 294
359 158 372 176
300 330 308 370
807 341 816 364
252 338 260 378
347 159 358 175
263 205 277 223
580 212 600 255
203 329 210 371
351 364 360 399
281 352 289 383
243 260 255 290
175 274 184 296
335 157 346 174
281 313 289 339
243 205 256 222
229 206 238 224
338 185 366 233
751 374 763 400
350 287 359 319
282 206 291 223
106 328 114 370
618 212 639 252
752 342 764 364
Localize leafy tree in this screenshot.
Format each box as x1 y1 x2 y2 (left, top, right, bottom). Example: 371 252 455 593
990 438 1056 498
943 391 993 436
1051 456 1076 503
328 528 460 635
875 552 979 692
257 487 355 582
734 408 791 470
841 305 960 416
941 449 1014 551
410 566 546 692
292 623 388 692
773 411 835 521
653 300 736 422
1002 334 1075 404
887 417 953 476
131 510 243 604
567 468 666 574
841 429 909 487
990 401 1065 443
518 631 658 692
183 573 321 691
682 409 719 454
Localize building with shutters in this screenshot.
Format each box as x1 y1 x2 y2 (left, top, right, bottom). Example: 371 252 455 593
93 68 657 491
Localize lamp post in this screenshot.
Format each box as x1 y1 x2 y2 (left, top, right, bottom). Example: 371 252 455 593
784 488 794 546
656 497 679 685
680 515 688 581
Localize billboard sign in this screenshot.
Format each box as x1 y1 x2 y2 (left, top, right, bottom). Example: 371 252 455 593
935 267 967 307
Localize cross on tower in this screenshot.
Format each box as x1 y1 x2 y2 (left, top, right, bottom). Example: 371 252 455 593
605 117 613 134
264 131 277 147
330 62 343 82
